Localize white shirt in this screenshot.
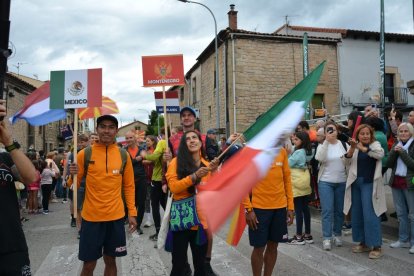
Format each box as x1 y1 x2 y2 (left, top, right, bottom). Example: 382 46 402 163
320 142 347 183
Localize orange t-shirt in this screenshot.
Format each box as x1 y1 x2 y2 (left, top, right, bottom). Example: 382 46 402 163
243 148 294 210
76 143 137 222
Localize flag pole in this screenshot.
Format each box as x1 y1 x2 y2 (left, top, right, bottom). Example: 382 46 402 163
162 86 169 151
217 134 244 160
72 108 78 218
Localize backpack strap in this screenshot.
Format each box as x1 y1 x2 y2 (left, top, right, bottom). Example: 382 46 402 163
119 147 128 175
83 146 92 175
340 140 347 152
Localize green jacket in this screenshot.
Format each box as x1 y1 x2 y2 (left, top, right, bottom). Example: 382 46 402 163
144 140 166 181
387 140 414 190
374 131 388 167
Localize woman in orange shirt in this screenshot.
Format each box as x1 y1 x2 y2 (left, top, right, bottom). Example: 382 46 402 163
166 130 219 276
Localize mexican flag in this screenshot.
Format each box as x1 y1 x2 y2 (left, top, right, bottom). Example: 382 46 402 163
197 61 326 240
50 68 102 109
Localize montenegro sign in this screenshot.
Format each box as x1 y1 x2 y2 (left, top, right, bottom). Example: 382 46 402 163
142 54 185 87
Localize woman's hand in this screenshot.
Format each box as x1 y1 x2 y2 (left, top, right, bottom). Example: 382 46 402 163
195 167 210 179
348 138 357 148
208 157 220 172
394 144 403 152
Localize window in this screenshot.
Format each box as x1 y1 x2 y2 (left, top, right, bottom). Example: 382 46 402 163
384 73 395 104
39 126 42 135
192 77 197 104
180 88 184 102
208 106 212 118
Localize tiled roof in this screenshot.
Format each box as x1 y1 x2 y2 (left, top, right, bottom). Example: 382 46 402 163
7 72 45 88
274 24 347 35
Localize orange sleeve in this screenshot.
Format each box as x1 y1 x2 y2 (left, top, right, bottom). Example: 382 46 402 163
282 150 294 210
122 156 137 217
242 196 252 209
166 158 194 194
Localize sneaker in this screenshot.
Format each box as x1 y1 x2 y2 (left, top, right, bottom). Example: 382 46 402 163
77 231 81 239
51 199 59 203
62 199 68 203
70 218 76 227
409 246 414 254
144 220 153 228
42 210 49 215
205 262 218 276
304 235 314 244
333 236 343 247
342 223 352 230
323 239 332 251
149 233 158 241
137 227 143 235
288 235 306 245
390 240 411 248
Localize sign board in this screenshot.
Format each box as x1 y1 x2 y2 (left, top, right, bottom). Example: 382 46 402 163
154 90 180 113
142 55 184 87
50 68 102 109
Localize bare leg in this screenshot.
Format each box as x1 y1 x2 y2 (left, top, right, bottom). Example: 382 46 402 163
80 260 97 276
251 246 265 276
103 255 117 276
263 241 278 276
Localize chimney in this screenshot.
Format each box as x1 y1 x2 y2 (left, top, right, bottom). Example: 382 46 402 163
228 4 238 30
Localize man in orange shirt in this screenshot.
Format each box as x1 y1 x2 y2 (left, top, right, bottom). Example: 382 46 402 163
243 148 294 276
70 115 137 276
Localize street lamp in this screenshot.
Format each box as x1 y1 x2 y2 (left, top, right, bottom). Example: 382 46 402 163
178 0 220 132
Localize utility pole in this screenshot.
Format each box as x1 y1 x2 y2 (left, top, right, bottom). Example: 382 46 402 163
0 0 11 107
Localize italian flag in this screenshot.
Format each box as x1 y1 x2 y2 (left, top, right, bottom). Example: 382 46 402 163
197 61 326 242
50 68 102 109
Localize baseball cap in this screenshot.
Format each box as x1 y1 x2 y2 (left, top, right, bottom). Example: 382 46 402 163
180 106 196 117
96 115 118 128
207 129 217 135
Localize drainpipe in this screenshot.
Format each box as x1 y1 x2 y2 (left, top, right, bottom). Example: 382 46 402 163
231 34 237 133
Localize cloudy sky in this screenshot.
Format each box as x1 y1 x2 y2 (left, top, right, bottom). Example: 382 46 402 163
7 0 414 125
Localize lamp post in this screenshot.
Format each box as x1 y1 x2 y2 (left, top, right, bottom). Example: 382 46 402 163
178 0 220 132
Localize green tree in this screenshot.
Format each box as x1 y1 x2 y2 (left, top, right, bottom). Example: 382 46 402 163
146 110 164 136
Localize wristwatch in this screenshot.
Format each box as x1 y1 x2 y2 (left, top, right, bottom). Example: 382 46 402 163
5 140 21 153
245 207 253 214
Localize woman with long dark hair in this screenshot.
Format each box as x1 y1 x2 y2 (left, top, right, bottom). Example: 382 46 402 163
166 130 219 276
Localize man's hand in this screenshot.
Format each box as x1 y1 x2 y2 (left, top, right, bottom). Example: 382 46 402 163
128 216 137 233
287 210 294 226
245 210 259 230
69 163 78 175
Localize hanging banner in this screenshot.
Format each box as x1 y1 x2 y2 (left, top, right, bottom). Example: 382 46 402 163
303 32 309 78
142 54 184 87
379 0 386 104
50 68 102 109
154 90 180 113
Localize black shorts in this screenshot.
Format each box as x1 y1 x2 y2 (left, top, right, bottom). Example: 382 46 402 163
78 218 127 261
0 250 31 275
248 208 289 248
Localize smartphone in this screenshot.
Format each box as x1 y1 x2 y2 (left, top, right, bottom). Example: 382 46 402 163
326 127 334 134
371 103 377 110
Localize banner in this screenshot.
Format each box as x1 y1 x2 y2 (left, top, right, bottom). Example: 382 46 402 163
142 55 184 87
154 90 180 113
380 0 386 104
50 68 102 109
60 123 74 141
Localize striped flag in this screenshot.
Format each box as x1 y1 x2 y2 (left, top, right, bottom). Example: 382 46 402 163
50 68 102 109
154 90 180 113
197 61 325 236
9 82 66 126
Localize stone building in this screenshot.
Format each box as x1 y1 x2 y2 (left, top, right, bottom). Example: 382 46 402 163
4 72 73 153
117 120 148 138
182 5 340 136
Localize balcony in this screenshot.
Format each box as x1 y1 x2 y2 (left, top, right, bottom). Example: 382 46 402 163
384 87 409 106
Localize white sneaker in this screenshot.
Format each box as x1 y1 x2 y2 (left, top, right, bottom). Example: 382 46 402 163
409 246 414 254
333 236 343 247
390 240 411 248
323 239 332 251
